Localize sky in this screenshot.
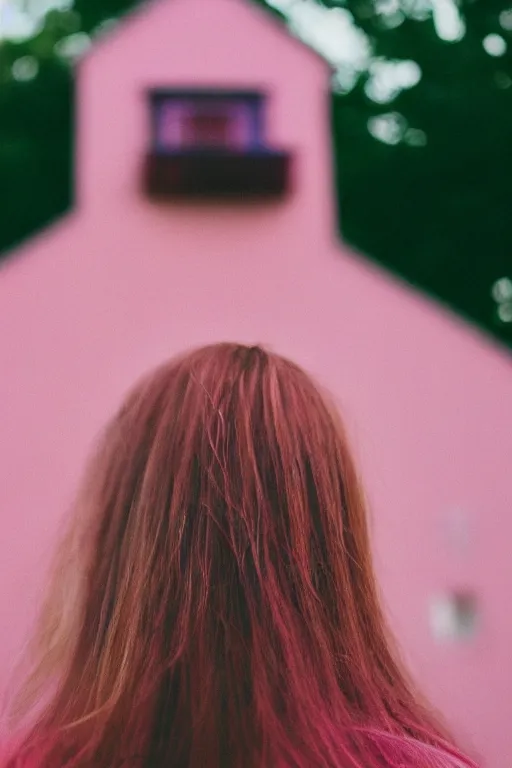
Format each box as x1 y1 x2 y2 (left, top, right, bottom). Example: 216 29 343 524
0 0 72 40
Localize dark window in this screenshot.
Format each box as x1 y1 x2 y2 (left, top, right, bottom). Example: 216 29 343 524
183 108 232 148
150 90 265 153
144 89 291 199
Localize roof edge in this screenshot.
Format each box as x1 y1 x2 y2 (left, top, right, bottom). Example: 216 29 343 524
74 0 333 77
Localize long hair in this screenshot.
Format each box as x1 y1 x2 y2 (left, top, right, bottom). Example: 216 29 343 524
5 343 477 767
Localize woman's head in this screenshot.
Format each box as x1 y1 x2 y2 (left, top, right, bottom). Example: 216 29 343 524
7 344 476 767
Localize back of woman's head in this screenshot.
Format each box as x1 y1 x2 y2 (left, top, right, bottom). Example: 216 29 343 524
6 344 477 767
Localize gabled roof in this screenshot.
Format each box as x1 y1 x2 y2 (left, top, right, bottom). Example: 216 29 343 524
76 0 332 73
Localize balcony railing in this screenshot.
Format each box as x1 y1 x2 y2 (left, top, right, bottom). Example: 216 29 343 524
144 148 291 200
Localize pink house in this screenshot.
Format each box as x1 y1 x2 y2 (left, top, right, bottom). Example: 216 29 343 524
0 0 511 764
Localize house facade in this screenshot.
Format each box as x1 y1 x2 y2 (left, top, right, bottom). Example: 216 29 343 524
0 0 511 764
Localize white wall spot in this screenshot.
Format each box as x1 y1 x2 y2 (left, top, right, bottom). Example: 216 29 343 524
430 591 478 642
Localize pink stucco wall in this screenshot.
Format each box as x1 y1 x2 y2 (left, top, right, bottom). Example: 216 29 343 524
0 0 511 764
